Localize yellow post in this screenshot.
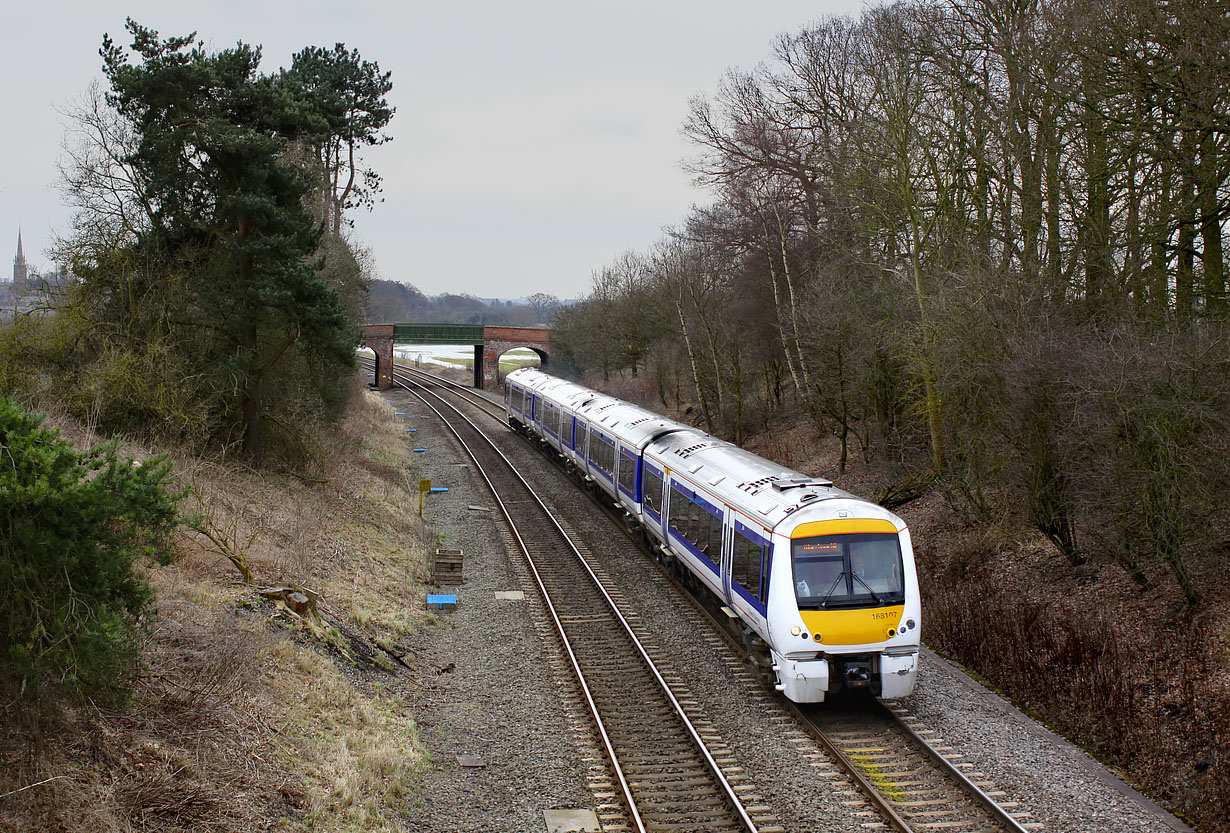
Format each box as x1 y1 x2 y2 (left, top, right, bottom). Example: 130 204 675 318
419 478 431 517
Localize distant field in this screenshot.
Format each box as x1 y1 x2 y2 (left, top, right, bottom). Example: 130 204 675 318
382 345 541 372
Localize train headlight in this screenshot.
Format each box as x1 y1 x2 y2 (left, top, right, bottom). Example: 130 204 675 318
906 619 916 630
790 625 802 636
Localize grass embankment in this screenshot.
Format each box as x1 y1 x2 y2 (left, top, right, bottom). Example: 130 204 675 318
0 381 435 833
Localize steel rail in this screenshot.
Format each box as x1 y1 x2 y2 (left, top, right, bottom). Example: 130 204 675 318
379 360 1029 833
662 574 918 833
390 368 759 833
641 542 1030 833
358 356 505 421
396 363 506 420
389 360 917 832
881 703 1033 833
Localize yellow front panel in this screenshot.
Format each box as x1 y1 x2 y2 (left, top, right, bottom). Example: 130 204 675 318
791 518 899 538
800 605 904 646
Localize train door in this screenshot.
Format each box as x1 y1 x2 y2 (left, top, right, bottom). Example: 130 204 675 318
720 515 735 605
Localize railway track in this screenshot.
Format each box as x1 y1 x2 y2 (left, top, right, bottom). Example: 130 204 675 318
365 359 1037 833
655 551 1037 833
801 698 1037 833
382 363 776 833
395 362 507 420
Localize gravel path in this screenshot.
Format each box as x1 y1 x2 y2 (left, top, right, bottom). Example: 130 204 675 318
384 380 1194 833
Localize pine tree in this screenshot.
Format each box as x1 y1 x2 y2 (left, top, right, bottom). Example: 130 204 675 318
0 397 180 705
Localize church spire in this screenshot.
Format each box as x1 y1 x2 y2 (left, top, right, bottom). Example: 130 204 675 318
13 229 28 284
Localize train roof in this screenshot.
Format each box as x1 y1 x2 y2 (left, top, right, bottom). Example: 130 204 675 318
647 429 871 530
508 369 902 532
509 367 688 450
507 367 592 403
576 399 686 449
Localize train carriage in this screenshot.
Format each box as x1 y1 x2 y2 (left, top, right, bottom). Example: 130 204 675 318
504 368 920 703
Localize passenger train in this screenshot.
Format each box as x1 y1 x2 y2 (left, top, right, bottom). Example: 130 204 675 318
504 367 920 703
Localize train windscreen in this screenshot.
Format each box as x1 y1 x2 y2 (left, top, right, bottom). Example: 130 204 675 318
791 533 904 609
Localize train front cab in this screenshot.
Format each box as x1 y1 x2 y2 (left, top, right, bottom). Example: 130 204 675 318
767 516 920 703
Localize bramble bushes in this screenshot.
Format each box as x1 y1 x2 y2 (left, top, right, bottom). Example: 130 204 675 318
0 397 181 709
921 533 1230 828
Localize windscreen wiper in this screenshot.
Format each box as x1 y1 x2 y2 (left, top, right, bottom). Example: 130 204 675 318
819 571 846 607
851 572 882 604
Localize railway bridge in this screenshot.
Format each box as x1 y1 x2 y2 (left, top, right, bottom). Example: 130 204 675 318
360 323 550 390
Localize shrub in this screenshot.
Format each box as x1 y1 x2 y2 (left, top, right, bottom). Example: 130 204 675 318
0 397 181 707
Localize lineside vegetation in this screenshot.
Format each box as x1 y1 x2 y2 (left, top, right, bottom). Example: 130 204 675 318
552 0 1230 827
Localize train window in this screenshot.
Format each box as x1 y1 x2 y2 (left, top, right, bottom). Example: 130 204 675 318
792 533 904 609
564 415 575 447
618 450 636 494
577 422 588 457
849 537 904 595
731 530 765 601
670 484 691 540
592 434 615 474
644 467 663 515
688 499 720 557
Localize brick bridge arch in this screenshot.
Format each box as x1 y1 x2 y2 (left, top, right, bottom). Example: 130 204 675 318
359 324 395 389
360 323 549 390
476 326 550 389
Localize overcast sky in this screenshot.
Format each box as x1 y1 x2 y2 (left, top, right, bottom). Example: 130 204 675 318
2 1 868 300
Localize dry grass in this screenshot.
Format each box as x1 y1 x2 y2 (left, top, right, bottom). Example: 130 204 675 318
0 379 432 833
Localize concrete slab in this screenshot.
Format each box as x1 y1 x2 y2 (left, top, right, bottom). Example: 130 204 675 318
456 754 485 768
494 591 526 600
543 809 600 832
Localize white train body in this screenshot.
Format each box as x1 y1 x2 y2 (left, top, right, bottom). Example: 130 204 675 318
505 367 920 703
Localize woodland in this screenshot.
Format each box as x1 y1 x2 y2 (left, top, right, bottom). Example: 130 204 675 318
1 17 394 741
363 279 561 327
552 0 1230 826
